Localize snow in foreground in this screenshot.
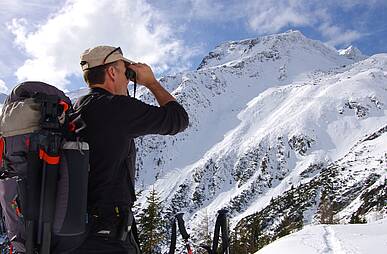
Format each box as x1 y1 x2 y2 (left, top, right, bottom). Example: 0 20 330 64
256 218 387 254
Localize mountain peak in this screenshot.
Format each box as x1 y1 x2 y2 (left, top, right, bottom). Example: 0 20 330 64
338 45 367 61
280 29 306 38
197 30 346 70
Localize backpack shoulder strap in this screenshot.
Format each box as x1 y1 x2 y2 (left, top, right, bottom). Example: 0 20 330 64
70 92 107 135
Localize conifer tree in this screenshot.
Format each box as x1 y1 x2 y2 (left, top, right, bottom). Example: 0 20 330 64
319 190 334 224
138 186 165 253
196 209 212 253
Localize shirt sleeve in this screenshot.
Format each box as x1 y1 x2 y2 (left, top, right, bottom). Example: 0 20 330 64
110 96 189 137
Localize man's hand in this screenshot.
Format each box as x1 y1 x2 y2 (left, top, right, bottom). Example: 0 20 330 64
127 63 158 88
127 62 176 106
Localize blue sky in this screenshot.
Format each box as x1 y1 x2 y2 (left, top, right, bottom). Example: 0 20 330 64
0 0 386 93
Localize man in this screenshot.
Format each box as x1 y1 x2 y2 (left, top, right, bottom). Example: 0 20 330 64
70 46 189 253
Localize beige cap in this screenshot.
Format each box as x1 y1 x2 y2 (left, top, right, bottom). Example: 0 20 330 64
80 46 135 71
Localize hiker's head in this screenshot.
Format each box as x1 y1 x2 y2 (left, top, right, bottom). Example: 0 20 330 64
80 46 135 92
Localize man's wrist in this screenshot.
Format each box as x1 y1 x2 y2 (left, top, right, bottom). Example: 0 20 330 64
146 80 161 90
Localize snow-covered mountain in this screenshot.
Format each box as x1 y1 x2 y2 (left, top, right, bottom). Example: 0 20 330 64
338 45 368 62
131 30 386 251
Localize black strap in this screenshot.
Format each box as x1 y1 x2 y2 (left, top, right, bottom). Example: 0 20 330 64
124 67 137 98
131 218 142 253
168 217 177 254
133 81 137 98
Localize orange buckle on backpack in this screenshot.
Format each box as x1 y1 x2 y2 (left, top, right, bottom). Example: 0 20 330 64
59 100 70 113
39 149 60 165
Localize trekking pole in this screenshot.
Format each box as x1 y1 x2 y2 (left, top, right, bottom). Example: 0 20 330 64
168 212 192 254
211 209 230 254
175 213 192 254
25 135 44 254
219 210 230 254
37 133 61 254
168 216 177 254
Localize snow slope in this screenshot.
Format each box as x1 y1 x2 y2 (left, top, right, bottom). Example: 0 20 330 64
135 30 355 196
255 218 387 254
231 53 387 224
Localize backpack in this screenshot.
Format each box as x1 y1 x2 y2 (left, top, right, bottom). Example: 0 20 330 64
0 81 89 254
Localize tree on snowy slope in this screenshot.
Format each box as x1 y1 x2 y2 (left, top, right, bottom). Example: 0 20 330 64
138 187 166 253
318 190 334 224
195 209 212 253
229 218 270 253
350 177 387 224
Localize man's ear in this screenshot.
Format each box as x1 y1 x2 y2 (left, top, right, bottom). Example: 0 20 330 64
106 65 116 81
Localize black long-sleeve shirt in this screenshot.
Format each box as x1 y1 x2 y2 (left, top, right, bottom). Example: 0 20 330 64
73 87 189 209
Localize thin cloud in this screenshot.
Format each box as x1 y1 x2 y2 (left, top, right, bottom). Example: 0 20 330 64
0 79 8 93
189 0 225 20
337 0 387 9
0 0 61 18
240 0 386 47
8 0 193 90
325 31 362 47
319 23 363 47
247 5 311 33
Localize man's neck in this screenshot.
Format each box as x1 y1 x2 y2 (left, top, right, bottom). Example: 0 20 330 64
91 83 127 96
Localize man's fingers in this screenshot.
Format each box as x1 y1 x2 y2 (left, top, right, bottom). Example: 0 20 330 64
128 63 148 71
127 63 156 86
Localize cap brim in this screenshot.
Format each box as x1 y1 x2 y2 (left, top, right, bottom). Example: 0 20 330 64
81 53 135 71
